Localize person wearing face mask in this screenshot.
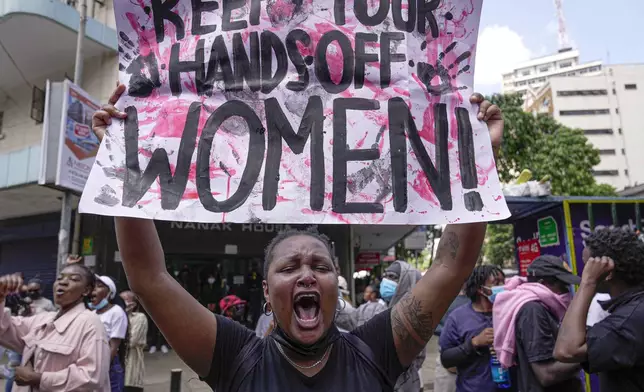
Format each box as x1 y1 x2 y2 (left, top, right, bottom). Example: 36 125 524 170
91 276 129 392
439 266 511 392
493 255 583 392
381 261 427 392
26 279 56 314
201 272 224 313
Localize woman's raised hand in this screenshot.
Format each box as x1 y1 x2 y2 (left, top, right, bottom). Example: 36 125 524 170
92 83 127 142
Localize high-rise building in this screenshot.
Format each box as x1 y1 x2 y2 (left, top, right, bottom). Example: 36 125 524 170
501 49 603 101
525 64 644 190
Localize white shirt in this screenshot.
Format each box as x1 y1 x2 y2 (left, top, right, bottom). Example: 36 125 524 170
96 305 128 340
586 293 611 327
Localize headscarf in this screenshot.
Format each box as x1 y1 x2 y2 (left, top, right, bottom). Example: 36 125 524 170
387 261 426 392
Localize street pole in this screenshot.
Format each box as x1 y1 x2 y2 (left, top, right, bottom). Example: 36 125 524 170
57 0 87 274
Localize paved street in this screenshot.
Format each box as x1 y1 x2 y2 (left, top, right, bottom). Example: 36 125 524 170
1 338 440 391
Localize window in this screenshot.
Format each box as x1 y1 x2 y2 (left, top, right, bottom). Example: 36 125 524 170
539 66 550 73
625 169 629 176
560 61 572 68
625 84 637 90
598 149 616 155
613 88 617 95
622 149 626 155
584 129 614 135
592 170 619 176
560 109 610 116
557 90 608 97
616 108 620 114
0 111 4 135
619 128 623 134
522 70 531 76
31 86 45 124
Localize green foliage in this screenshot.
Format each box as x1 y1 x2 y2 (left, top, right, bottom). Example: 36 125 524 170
484 93 618 266
489 93 617 197
484 224 514 266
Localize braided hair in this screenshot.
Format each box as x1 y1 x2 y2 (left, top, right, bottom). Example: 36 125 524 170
263 228 333 276
585 227 644 287
464 265 505 302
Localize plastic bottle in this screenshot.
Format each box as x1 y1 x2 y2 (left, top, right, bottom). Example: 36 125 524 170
489 346 511 389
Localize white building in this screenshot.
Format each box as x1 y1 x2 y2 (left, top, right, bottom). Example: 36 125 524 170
501 49 603 100
0 0 117 284
525 64 644 190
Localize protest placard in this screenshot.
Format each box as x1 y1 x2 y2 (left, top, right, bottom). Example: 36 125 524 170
79 0 510 224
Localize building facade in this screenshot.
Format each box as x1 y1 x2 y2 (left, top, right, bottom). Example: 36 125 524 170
0 0 118 292
501 49 602 100
525 64 644 190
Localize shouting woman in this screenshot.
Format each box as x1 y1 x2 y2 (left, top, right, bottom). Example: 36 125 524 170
93 84 503 391
0 265 110 391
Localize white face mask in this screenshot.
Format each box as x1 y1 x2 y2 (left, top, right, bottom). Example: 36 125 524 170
207 277 216 285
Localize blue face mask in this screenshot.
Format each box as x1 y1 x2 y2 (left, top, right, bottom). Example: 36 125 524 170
90 298 109 311
484 285 505 304
380 278 398 301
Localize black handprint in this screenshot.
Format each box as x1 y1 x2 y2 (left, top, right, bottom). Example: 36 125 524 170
119 31 161 98
417 42 471 96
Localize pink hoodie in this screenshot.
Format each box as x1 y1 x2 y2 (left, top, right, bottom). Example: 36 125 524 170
492 276 571 368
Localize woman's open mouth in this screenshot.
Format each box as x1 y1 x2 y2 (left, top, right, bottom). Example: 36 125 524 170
293 292 320 330
55 288 66 296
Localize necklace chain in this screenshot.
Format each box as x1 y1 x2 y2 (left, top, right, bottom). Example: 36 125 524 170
274 341 332 370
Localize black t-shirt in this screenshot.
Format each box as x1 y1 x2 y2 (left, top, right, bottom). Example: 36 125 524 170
583 288 644 392
515 302 582 392
205 308 405 391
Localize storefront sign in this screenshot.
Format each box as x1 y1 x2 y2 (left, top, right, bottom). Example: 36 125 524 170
569 202 644 275
79 0 509 225
517 238 541 276
82 237 94 256
40 80 100 193
356 252 381 267
537 216 559 247
169 222 302 233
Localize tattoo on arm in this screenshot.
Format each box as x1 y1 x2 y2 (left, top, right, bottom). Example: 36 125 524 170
434 231 460 265
391 294 435 352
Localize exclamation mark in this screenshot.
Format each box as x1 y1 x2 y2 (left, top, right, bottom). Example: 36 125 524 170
456 107 484 211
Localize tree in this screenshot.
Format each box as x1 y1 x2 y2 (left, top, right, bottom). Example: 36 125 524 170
484 94 617 266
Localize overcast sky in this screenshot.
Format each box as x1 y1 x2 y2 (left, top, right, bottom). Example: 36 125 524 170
473 0 644 95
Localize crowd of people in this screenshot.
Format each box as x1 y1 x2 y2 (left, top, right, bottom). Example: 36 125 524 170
432 227 644 392
0 85 641 392
0 260 149 392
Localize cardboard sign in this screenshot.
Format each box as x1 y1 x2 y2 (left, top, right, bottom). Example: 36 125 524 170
79 0 509 224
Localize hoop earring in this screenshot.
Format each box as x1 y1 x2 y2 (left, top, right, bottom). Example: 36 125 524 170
263 302 272 316
336 298 346 313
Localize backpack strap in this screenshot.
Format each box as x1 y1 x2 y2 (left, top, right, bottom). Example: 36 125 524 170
342 333 395 392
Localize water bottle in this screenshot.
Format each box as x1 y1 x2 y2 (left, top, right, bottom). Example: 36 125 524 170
489 346 511 389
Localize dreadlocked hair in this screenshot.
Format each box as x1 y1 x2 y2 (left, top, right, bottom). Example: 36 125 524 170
465 265 504 302
585 227 644 287
264 228 333 276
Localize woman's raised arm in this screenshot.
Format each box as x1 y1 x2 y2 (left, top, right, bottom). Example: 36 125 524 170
93 85 218 377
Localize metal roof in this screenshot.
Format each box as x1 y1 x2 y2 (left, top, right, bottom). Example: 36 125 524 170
499 196 644 224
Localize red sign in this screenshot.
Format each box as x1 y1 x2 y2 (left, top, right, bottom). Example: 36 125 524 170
517 239 541 276
356 252 381 266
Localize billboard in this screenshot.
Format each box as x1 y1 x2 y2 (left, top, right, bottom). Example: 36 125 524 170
39 80 101 194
